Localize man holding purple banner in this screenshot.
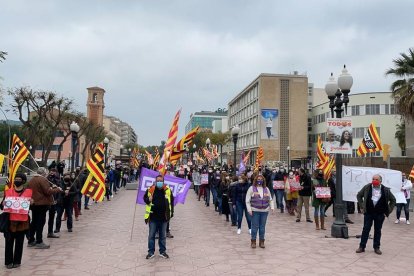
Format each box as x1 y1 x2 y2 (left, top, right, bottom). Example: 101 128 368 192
143 175 174 259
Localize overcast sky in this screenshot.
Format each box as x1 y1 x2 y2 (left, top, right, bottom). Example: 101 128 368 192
1 0 413 145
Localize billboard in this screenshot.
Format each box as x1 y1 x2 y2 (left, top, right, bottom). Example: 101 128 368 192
260 109 279 140
324 118 353 154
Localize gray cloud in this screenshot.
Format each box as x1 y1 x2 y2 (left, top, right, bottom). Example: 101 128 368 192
1 0 413 145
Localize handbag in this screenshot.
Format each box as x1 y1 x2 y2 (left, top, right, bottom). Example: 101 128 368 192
0 212 10 233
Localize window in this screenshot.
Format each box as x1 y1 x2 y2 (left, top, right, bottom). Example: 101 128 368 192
308 102 312 111
385 104 390 115
308 118 312 132
308 87 313 96
366 104 380 115
390 104 395 114
351 105 360 116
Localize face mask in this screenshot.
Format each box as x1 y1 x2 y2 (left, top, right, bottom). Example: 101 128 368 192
372 180 380 187
289 172 294 176
272 170 276 173
14 181 24 187
64 178 71 182
403 177 406 181
257 180 264 186
225 176 230 180
156 181 164 188
208 170 213 173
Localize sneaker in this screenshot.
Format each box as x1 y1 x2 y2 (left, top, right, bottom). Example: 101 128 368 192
395 219 400 224
27 242 36 248
237 229 241 235
159 252 169 259
407 220 410 225
249 229 251 234
146 253 155 259
47 233 60 238
35 243 50 249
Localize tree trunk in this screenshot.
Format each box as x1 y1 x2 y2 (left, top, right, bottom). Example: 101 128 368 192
56 134 71 162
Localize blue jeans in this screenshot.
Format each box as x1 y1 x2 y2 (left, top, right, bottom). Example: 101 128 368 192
148 220 167 254
56 204 73 231
205 187 211 206
211 186 218 207
396 199 410 220
236 201 251 229
229 203 237 224
84 195 90 208
360 213 385 249
314 204 326 217
217 196 223 213
275 190 285 211
251 211 268 240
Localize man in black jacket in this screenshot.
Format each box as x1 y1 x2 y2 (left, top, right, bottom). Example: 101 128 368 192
144 175 174 259
296 168 313 223
356 174 396 255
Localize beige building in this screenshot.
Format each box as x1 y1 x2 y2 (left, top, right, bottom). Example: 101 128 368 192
227 73 309 166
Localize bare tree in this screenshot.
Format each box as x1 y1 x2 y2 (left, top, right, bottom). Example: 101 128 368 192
78 120 106 167
8 87 74 166
0 51 6 62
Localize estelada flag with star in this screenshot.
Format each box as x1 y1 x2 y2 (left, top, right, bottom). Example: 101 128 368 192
6 134 29 190
357 122 382 156
81 143 106 202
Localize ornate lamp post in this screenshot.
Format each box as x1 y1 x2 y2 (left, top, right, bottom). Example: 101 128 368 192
231 125 240 173
103 137 109 167
70 121 80 173
325 65 353 239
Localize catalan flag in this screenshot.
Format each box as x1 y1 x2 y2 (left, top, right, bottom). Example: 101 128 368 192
243 150 251 164
6 134 29 190
158 109 182 174
323 156 336 180
145 150 154 165
0 154 5 175
153 148 160 168
255 147 264 169
357 122 382 156
409 165 414 180
169 126 199 165
316 135 329 169
81 143 106 202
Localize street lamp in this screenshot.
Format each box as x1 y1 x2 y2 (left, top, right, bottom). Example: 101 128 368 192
287 146 291 172
231 124 240 173
206 138 211 166
68 151 72 172
103 137 109 167
325 65 353 239
192 144 197 163
70 121 80 173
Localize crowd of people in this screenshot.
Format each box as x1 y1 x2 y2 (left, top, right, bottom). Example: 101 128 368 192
1 161 137 270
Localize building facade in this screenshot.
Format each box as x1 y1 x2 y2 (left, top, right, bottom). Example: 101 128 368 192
227 73 309 166
185 109 228 133
310 91 402 162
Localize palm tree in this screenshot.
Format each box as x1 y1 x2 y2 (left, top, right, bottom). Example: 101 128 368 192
395 121 405 154
386 48 414 120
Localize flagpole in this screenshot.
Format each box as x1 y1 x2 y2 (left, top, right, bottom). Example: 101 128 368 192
130 202 138 242
27 149 40 169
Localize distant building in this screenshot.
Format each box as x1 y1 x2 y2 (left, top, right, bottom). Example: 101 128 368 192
228 73 309 166
185 109 228 133
310 91 402 162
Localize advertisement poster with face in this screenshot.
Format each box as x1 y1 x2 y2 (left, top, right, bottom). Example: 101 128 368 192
324 118 353 154
261 109 279 140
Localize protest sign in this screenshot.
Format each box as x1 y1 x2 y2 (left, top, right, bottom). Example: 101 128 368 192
137 168 191 205
289 179 302 192
342 166 405 203
201 174 209 185
315 187 331 199
4 191 32 215
273 181 285 190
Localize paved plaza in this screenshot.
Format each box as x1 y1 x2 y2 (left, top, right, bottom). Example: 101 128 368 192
1 187 413 275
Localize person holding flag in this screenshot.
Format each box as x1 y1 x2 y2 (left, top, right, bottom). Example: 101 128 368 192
144 175 174 259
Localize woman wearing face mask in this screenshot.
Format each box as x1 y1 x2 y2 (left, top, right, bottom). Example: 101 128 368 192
232 175 251 235
55 173 78 233
228 175 239 226
246 175 274 249
219 173 231 221
312 170 328 230
285 171 299 216
2 173 32 269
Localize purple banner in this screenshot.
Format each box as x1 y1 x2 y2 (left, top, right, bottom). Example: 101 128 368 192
136 167 191 206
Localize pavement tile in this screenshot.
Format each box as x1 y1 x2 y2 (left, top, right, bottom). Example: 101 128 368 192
1 187 414 275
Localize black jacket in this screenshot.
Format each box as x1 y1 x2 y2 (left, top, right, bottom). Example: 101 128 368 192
299 173 312 197
357 184 396 217
143 187 175 222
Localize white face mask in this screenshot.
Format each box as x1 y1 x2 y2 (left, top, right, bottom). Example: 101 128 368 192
225 176 230 180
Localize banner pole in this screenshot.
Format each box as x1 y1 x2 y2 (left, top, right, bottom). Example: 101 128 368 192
130 203 138 242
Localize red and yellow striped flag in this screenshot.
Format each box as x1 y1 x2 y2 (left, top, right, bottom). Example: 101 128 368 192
170 126 200 165
409 165 414 180
357 122 383 156
6 134 29 190
81 143 106 202
158 109 182 174
316 135 328 169
323 156 336 180
255 147 264 169
243 150 251 164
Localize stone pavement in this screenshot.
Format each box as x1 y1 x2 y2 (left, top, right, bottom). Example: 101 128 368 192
1 187 413 275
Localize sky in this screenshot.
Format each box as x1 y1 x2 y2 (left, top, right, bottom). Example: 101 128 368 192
1 0 413 146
